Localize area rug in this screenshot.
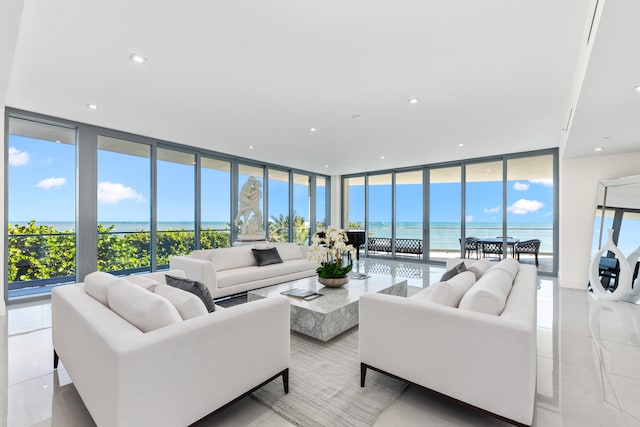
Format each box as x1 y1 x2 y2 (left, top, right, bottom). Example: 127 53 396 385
251 327 407 427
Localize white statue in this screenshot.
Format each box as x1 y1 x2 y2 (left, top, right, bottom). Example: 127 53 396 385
235 176 265 240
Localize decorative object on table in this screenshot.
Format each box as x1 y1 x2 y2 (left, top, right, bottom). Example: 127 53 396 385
589 229 632 301
308 226 356 287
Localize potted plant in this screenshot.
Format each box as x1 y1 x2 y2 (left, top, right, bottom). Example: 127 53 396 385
308 226 356 287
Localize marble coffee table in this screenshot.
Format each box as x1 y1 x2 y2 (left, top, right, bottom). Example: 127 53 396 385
247 274 407 342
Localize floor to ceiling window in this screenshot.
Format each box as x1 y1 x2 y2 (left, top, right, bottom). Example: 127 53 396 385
429 166 461 261
97 136 151 274
506 155 554 273
342 149 558 274
464 160 505 257
367 174 392 257
268 168 290 242
293 173 310 245
156 148 195 268
7 118 77 298
4 110 332 301
201 157 231 248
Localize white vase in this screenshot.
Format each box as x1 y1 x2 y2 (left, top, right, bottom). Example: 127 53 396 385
589 229 632 300
626 245 640 293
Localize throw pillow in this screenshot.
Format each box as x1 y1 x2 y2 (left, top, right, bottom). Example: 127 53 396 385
165 275 215 313
107 279 182 332
84 271 120 306
125 275 161 291
467 258 493 280
412 271 476 307
440 261 467 281
252 247 284 266
154 284 208 320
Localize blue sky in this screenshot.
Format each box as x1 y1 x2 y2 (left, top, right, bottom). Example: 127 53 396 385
8 135 311 225
350 178 553 224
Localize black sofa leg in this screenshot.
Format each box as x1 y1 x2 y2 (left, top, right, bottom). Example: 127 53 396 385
282 368 289 394
360 363 367 387
53 349 59 369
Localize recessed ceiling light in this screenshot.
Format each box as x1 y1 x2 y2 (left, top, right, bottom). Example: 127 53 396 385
86 104 98 110
309 127 317 132
457 143 464 148
248 145 254 149
594 147 603 152
55 140 62 144
408 98 419 104
324 164 329 168
634 86 640 93
379 155 386 160
129 53 147 64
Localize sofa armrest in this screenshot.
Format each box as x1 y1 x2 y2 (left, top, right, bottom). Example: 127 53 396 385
360 293 535 425
169 255 219 296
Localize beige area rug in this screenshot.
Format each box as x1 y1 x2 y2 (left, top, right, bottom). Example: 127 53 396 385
251 327 407 427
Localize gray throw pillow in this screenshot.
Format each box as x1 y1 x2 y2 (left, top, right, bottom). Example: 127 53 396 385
440 261 467 282
164 275 215 313
252 247 284 266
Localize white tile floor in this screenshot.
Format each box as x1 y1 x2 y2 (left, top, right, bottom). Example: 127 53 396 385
2 258 640 426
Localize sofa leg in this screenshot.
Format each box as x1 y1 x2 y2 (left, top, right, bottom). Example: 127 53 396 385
360 363 367 387
53 349 59 369
282 368 289 394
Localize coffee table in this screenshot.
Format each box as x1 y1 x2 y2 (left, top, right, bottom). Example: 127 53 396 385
247 274 407 342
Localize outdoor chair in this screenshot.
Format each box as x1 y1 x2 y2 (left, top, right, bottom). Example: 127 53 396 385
481 240 504 259
514 239 541 266
459 237 481 259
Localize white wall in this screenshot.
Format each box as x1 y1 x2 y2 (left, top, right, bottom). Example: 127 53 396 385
559 151 640 289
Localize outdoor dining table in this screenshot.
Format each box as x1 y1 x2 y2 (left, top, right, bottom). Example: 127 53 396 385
479 237 520 258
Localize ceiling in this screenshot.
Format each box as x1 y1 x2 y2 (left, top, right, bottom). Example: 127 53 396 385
5 0 636 176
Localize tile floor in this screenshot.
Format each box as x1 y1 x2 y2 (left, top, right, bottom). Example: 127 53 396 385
2 258 640 426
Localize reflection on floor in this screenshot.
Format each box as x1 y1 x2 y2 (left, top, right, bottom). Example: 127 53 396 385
2 257 640 426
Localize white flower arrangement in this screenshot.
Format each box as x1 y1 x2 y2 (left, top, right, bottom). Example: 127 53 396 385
308 226 356 278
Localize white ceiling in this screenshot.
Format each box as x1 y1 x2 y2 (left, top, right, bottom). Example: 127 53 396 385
5 0 635 176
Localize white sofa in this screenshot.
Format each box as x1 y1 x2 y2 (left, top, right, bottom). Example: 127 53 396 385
359 258 537 426
169 242 318 299
52 269 290 427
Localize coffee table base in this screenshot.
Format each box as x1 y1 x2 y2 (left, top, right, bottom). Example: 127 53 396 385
248 276 407 342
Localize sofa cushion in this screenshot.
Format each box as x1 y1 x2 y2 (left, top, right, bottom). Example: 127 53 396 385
458 267 514 315
440 261 467 281
412 271 476 307
216 259 317 288
84 271 120 306
489 257 520 279
211 246 257 271
252 247 284 266
125 275 161 291
154 284 208 320
107 279 182 332
274 242 303 261
190 249 215 261
467 258 493 280
165 275 216 312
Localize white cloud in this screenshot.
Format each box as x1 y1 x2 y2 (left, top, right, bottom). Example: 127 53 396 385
483 206 500 214
507 199 544 215
36 177 66 189
465 215 474 222
529 179 553 187
9 147 30 166
98 182 145 204
513 182 530 191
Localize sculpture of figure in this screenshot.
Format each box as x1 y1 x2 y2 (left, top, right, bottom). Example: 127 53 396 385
235 176 264 239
